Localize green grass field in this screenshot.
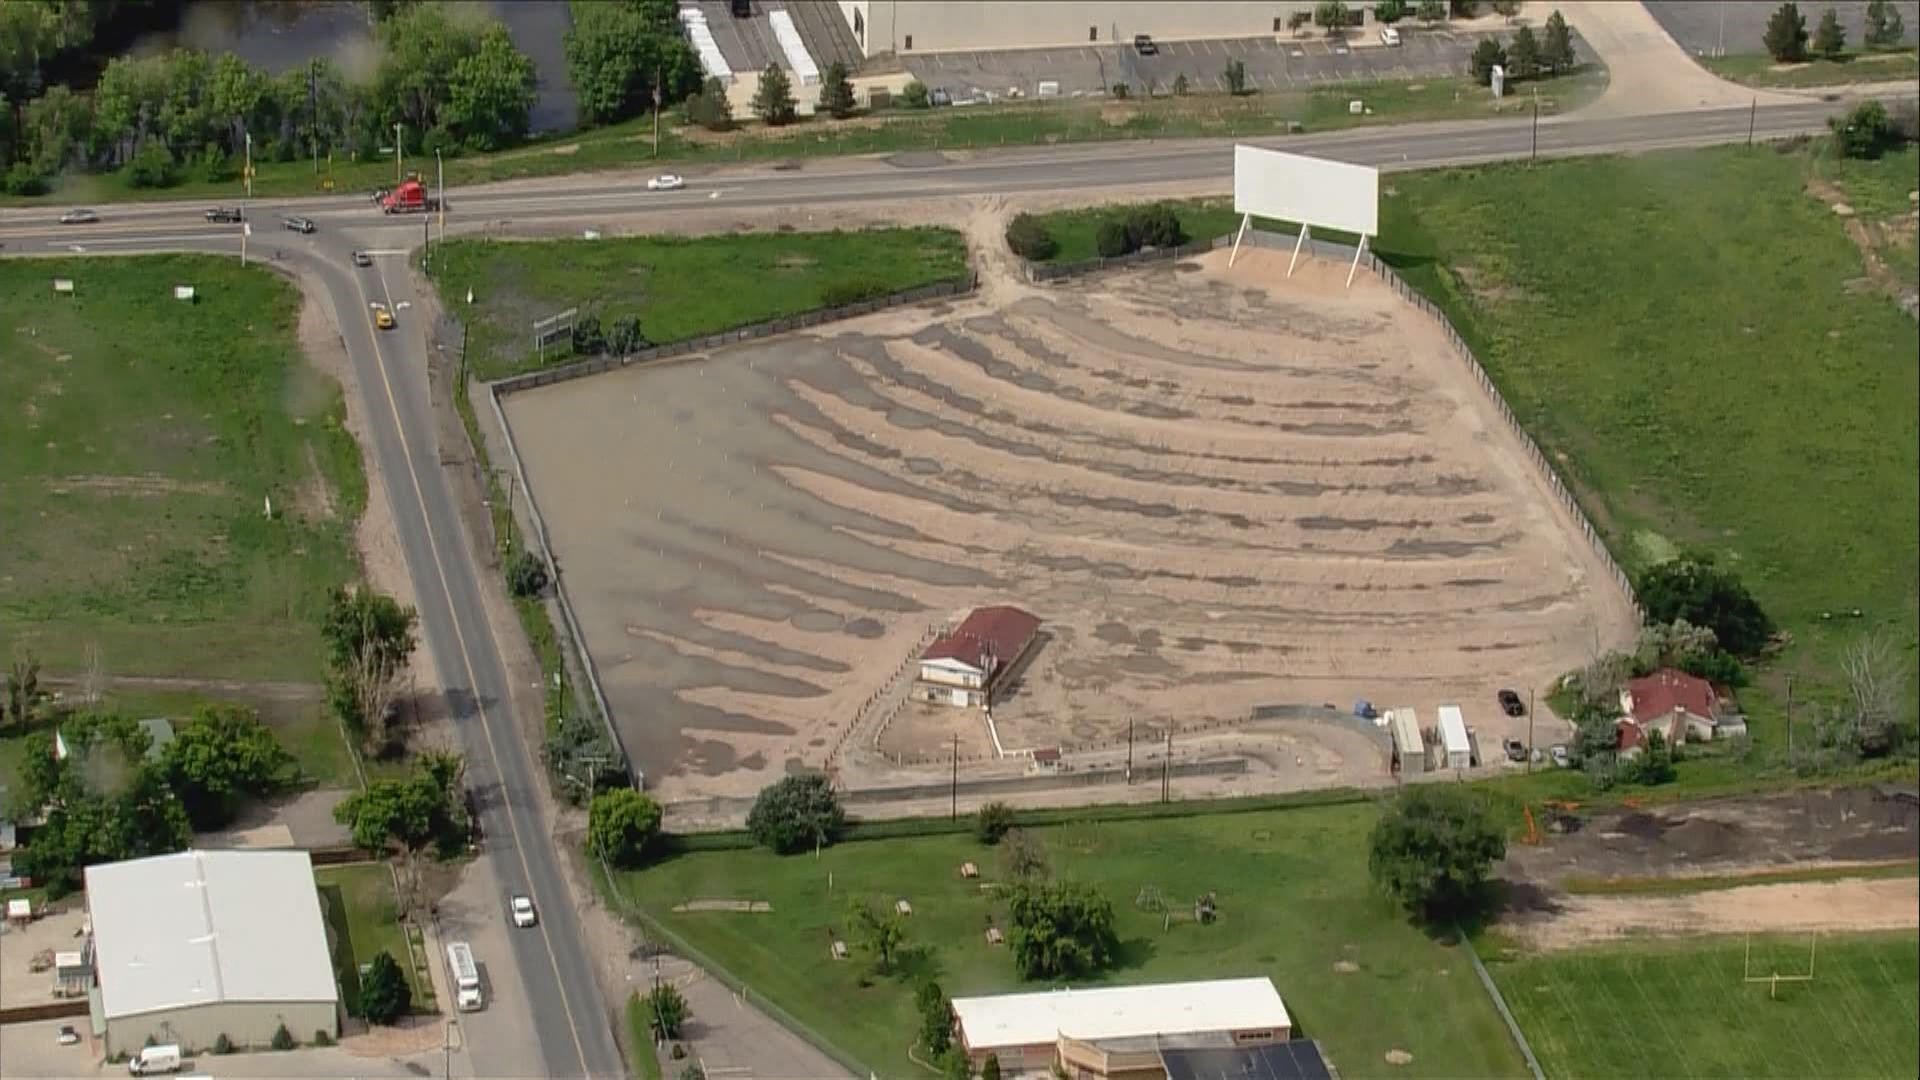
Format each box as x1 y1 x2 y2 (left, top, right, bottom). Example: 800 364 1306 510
429 228 969 380
0 256 365 682
1701 48 1919 88
316 862 434 1015
1492 932 1920 1078
94 687 358 790
4 71 1604 209
612 802 1525 1078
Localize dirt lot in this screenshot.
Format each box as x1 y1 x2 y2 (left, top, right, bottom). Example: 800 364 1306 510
0 905 89 1009
503 241 1635 802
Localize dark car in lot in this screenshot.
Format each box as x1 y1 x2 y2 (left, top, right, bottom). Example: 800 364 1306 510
1133 34 1157 55
204 207 244 223
1498 689 1526 717
352 250 373 267
282 216 316 234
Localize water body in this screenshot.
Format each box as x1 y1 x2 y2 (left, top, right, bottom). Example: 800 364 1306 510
130 0 578 133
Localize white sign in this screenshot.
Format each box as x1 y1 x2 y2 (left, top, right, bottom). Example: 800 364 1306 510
1232 145 1379 237
173 285 196 301
53 278 74 294
1491 65 1506 99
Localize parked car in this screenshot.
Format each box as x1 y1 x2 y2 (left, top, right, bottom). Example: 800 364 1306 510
511 895 537 928
58 208 99 224
352 250 373 267
1549 744 1570 768
282 216 316 234
1502 737 1526 763
1497 689 1526 717
56 1025 79 1046
647 173 685 191
1133 33 1157 55
204 207 243 223
1380 26 1402 47
928 86 953 107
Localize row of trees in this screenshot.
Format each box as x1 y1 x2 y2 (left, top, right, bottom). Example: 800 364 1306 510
1765 1 1907 64
1469 11 1579 86
0 2 537 193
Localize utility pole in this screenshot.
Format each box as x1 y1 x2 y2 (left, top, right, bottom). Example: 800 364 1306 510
310 59 320 175
436 147 446 243
1747 97 1757 146
1161 731 1171 803
950 734 958 819
394 121 404 184
1530 89 1539 161
1785 673 1796 766
1125 718 1134 784
244 132 254 199
1527 689 1536 773
653 69 663 158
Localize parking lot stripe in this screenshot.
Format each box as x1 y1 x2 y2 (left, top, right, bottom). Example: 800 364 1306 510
1214 74 1228 91
1265 72 1280 88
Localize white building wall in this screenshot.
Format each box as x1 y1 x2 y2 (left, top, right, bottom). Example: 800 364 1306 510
840 2 1352 56
105 1000 338 1057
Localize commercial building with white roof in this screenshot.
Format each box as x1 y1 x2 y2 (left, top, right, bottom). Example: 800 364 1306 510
951 976 1293 1077
85 849 339 1055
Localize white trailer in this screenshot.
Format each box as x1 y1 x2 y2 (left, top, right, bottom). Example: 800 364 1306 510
447 942 483 1011
1437 705 1472 770
1389 708 1425 774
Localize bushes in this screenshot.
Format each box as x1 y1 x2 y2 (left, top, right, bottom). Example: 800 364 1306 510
819 279 890 307
975 800 1015 844
6 162 51 196
901 80 931 108
1831 99 1899 160
507 550 549 598
746 773 843 853
1091 204 1189 259
1004 213 1058 261
1094 218 1134 258
126 142 177 188
212 1034 233 1055
270 1024 296 1051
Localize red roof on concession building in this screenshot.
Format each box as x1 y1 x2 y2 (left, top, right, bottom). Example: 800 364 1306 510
922 606 1041 675
1625 668 1716 724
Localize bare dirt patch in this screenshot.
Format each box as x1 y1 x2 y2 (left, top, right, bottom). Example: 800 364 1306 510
45 474 228 497
503 244 1635 802
1507 876 1920 952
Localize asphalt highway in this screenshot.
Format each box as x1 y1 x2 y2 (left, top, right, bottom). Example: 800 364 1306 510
0 92 1881 1080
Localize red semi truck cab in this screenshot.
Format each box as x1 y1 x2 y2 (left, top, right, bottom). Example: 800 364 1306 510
380 179 440 214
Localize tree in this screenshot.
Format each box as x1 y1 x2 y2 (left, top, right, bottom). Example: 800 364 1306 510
161 704 296 830
358 950 413 1024
333 753 467 854
543 713 628 804
980 1055 1001 1080
322 586 417 748
564 0 700 126
1625 728 1676 785
685 76 732 131
608 315 647 356
1005 213 1057 261
998 827 1049 881
1764 2 1811 62
1492 0 1522 20
915 981 953 1057
1376 0 1409 24
974 801 1015 844
745 773 843 853
1507 25 1541 79
1543 10 1577 73
1841 631 1911 757
588 788 663 867
446 23 536 150
126 140 176 187
1315 1 1351 36
818 60 856 119
1124 204 1185 248
5 648 39 728
1095 218 1135 258
507 550 549 597
1288 11 1314 32
1005 880 1118 980
645 984 688 1040
752 63 797 126
1572 712 1620 768
900 79 930 108
1451 0 1481 15
1865 0 1905 46
271 1024 296 1051
1418 0 1448 24
1367 786 1506 924
1832 98 1897 158
1635 555 1775 656
1813 6 1847 58
847 897 908 972
1223 58 1249 95
571 313 607 355
1634 619 1722 672
15 766 191 896
1469 37 1508 85
1172 72 1190 96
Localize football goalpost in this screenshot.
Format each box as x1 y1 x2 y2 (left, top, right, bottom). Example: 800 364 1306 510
1226 145 1380 289
1743 933 1818 1000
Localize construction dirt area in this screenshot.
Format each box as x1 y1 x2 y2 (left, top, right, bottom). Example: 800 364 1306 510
1498 786 1920 950
502 241 1638 805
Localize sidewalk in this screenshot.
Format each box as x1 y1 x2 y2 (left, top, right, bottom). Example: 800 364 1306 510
629 954 855 1080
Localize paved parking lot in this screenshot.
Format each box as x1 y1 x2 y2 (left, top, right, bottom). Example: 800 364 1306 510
1646 0 1917 57
904 26 1561 99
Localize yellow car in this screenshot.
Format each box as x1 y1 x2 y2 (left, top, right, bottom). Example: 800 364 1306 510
374 307 395 330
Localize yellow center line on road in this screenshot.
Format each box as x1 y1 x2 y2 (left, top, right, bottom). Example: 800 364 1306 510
360 258 598 1078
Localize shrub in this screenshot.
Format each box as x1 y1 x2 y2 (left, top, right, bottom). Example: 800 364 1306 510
746 773 844 853
975 800 1015 844
981 1055 1003 1080
126 142 177 188
1832 99 1897 159
901 80 931 108
588 787 663 867
197 143 232 183
686 76 733 131
1110 82 1131 99
212 1034 233 1055
646 984 689 1040
1124 204 1185 249
507 550 549 598
820 279 891 307
271 1024 296 1051
571 314 607 356
5 162 50 196
1095 218 1136 258
313 1030 334 1047
1004 213 1057 261
916 980 953 1056
358 950 413 1024
608 316 647 356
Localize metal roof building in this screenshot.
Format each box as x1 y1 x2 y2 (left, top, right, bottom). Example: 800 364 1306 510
952 977 1293 1076
85 850 339 1055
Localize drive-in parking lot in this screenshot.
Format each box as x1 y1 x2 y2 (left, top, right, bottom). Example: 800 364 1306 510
903 27 1560 100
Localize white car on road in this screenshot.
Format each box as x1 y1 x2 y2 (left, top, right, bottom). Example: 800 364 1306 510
511 895 537 928
647 174 685 191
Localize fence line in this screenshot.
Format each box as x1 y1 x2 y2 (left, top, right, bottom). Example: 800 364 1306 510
493 274 978 397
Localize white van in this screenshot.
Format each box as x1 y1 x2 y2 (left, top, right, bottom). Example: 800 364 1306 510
127 1044 182 1075
447 941 484 1011
1380 26 1402 47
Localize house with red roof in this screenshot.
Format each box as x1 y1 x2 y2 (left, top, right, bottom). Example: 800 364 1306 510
915 606 1041 710
1615 667 1746 756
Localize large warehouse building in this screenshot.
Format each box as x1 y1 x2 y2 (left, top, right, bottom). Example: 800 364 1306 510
835 2 1369 56
85 850 339 1055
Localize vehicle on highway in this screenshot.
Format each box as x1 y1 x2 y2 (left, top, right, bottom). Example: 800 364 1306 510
511 894 538 927
1133 33 1157 55
373 305 395 330
381 178 440 214
204 207 244 223
353 250 373 267
1550 744 1570 769
1502 737 1526 763
1380 26 1402 47
1497 689 1526 717
56 1025 79 1045
282 215 316 234
59 208 99 225
647 173 685 191
447 942 484 1011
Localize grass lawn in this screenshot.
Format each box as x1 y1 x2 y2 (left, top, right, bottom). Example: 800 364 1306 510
1370 144 1919 744
0 256 365 682
316 862 434 1014
1490 932 1920 1078
428 229 969 380
2 71 1604 209
612 802 1525 1078
1701 48 1919 88
626 993 665 1080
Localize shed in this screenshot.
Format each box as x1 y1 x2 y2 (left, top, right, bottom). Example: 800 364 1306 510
1436 706 1472 770
1388 708 1424 774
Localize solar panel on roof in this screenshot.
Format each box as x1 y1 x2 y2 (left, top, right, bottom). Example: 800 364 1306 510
1161 1040 1334 1080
